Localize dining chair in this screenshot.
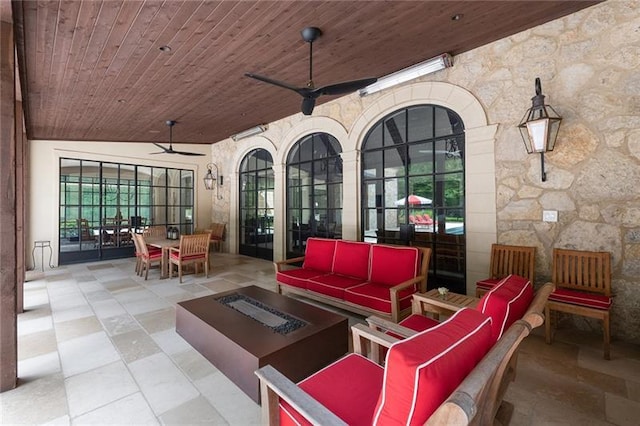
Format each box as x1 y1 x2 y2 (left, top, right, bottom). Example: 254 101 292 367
475 244 536 297
131 231 142 276
168 232 211 283
143 225 166 238
135 233 162 280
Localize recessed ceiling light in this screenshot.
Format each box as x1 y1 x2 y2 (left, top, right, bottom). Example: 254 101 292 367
159 45 172 53
451 14 463 21
117 99 126 103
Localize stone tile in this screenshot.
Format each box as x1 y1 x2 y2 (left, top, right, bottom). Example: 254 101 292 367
65 361 138 417
91 298 127 319
18 351 61 380
151 329 192 355
128 352 199 415
74 274 97 283
628 379 640 402
72 392 158 425
201 279 241 293
55 316 103 342
22 289 50 310
102 278 142 293
18 329 58 361
171 348 218 381
179 283 209 294
605 392 640 426
76 280 103 294
134 307 176 334
0 372 68 424
121 295 172 316
195 371 260 425
46 273 73 282
51 305 95 324
216 273 254 284
43 415 70 425
159 395 227 425
100 313 141 336
578 345 640 383
87 263 115 270
147 282 191 298
18 314 53 336
111 329 162 363
58 331 120 377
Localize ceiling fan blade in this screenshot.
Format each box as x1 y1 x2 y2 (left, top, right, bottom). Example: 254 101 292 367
150 152 165 155
152 142 169 152
172 150 205 156
318 77 378 95
245 73 302 93
301 97 316 116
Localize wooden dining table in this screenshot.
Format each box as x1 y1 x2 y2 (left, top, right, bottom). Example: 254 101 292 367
145 236 181 278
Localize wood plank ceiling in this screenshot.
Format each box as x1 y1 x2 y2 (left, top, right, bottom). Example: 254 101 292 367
12 0 599 145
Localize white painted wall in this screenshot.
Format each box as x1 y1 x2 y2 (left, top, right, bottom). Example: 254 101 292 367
29 140 212 267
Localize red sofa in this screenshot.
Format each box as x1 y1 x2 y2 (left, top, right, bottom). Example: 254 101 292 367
275 238 431 322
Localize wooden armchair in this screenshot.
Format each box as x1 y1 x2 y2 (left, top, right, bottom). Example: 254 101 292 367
143 225 166 238
168 233 211 283
256 283 552 426
475 243 536 297
545 248 612 359
208 222 226 252
134 234 162 280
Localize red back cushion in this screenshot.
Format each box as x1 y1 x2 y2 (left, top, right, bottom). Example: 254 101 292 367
332 240 371 280
369 245 420 286
477 274 534 342
302 238 337 273
373 308 493 425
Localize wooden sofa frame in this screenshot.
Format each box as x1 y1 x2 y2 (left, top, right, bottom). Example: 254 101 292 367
256 282 553 426
274 246 431 322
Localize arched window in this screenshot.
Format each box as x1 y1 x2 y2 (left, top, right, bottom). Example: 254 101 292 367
239 149 274 260
286 133 343 258
361 105 466 293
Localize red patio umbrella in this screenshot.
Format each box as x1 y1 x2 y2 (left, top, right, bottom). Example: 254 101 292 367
395 195 432 206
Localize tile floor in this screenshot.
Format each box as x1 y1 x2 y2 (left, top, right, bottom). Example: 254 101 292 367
2 252 640 425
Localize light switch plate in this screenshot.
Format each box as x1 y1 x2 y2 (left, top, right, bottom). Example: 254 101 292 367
543 210 558 222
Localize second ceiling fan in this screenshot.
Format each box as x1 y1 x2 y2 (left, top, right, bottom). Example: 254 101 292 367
245 27 377 116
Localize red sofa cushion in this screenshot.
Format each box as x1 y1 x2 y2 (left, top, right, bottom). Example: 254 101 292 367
398 314 440 333
369 245 420 286
373 308 493 425
476 277 500 290
303 238 337 273
276 268 324 289
307 274 368 299
332 240 371 280
169 253 205 261
477 274 533 342
279 353 384 426
548 288 612 310
344 282 415 314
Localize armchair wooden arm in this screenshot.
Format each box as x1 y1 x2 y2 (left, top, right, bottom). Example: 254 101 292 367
365 315 418 339
273 256 306 273
350 323 401 360
389 274 427 322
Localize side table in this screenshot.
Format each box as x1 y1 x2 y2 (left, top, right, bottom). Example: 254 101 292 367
412 289 479 321
32 240 54 271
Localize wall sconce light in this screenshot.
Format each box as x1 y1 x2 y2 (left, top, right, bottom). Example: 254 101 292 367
231 124 268 141
203 163 223 199
518 77 562 182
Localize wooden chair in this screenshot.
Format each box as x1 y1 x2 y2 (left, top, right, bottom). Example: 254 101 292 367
208 222 226 252
135 234 162 280
131 231 142 276
545 248 612 359
168 233 211 283
475 244 536 297
143 225 166 238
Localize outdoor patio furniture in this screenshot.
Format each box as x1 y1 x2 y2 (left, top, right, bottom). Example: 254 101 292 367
134 233 162 280
475 244 536 297
168 233 211 283
545 248 612 359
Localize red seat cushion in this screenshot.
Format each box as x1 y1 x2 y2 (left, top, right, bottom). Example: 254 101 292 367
369 245 420 286
169 253 205 261
142 252 162 260
332 240 371 280
276 268 324 289
344 282 415 314
477 274 533 342
307 274 367 299
279 354 384 426
373 308 493 425
398 314 440 333
302 238 337 273
476 278 500 290
549 288 612 310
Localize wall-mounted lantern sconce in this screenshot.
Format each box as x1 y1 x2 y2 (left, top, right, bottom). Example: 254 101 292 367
518 77 562 182
203 163 223 199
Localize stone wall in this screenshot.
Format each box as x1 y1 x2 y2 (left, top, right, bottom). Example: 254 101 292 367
211 1 640 343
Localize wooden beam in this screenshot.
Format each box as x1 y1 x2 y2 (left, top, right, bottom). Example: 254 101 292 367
0 17 18 392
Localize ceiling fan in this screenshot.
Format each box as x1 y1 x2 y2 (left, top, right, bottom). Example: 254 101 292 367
151 120 204 156
245 27 377 116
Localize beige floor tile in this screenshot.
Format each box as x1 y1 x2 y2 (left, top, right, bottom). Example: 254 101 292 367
55 316 103 342
111 329 162 363
58 331 120 378
171 348 219 381
201 279 241 293
65 361 138 417
18 314 53 336
194 371 260 425
159 395 227 425
627 380 640 402
18 328 58 361
72 392 158 425
51 305 95 324
150 328 192 355
18 351 61 379
91 298 127 319
0 372 68 424
100 312 142 336
135 307 176 334
605 392 640 426
128 352 200 415
102 277 142 293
